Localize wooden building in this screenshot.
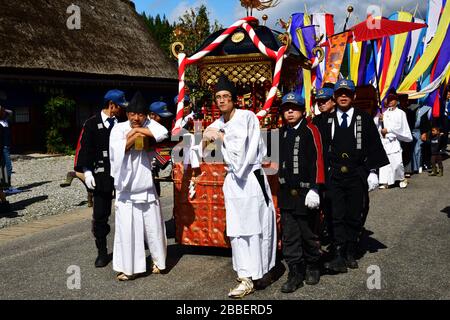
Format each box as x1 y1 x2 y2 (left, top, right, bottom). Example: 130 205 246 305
0 0 178 152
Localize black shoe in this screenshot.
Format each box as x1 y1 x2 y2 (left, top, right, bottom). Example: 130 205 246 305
95 239 110 268
0 201 11 214
280 264 304 293
345 242 359 269
95 253 110 268
305 264 320 285
324 245 348 273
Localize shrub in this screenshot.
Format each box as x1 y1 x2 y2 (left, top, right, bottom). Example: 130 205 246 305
44 96 76 154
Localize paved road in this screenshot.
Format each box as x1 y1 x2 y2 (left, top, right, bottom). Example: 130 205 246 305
0 160 449 300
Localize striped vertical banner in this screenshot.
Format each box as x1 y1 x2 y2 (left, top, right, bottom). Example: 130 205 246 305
290 13 317 113
424 0 444 52
380 11 413 100
406 17 426 73
323 32 349 84
311 13 335 89
426 26 450 117
349 41 363 84
379 38 391 98
419 0 445 92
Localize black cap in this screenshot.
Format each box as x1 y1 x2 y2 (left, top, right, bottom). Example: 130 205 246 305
386 88 399 103
215 75 237 100
127 91 148 114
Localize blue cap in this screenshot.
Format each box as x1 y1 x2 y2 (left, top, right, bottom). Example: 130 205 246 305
334 79 355 93
281 92 305 108
104 89 128 107
316 87 334 100
149 101 173 118
174 94 190 105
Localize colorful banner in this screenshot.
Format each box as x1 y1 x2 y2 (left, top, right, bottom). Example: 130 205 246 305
311 13 335 89
427 27 450 117
349 41 363 84
323 32 349 84
399 1 450 92
424 0 444 52
406 17 426 73
290 13 316 113
407 62 450 99
380 11 413 100
365 41 376 85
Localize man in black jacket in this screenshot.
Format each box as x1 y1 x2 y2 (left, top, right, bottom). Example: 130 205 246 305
278 92 325 293
74 89 128 267
312 87 335 246
321 80 389 273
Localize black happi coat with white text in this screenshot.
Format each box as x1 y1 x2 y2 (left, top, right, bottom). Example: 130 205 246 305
74 113 114 193
320 108 389 181
278 119 325 215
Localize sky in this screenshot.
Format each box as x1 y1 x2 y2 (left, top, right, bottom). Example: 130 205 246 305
133 0 428 31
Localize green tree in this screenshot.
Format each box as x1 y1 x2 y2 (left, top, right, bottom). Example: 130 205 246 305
43 96 76 154
170 4 222 84
141 12 174 59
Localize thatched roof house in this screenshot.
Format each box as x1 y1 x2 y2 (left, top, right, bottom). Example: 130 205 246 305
0 0 177 82
0 0 178 152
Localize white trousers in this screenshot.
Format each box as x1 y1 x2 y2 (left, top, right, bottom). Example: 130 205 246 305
113 199 167 276
230 233 275 281
379 151 405 185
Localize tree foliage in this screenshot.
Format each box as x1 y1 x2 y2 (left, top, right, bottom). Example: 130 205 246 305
43 96 76 154
141 5 222 84
170 5 222 85
141 13 174 59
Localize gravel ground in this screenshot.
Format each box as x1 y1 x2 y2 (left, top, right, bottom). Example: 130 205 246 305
0 155 172 229
0 155 87 229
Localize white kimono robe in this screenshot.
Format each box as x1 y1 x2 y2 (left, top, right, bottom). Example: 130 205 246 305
378 107 413 185
207 109 277 280
109 119 168 275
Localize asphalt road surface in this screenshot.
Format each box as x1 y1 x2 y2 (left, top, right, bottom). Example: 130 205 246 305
0 160 449 301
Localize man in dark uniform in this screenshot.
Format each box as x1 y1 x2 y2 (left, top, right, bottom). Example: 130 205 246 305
75 89 128 267
312 87 335 246
149 100 173 197
313 87 336 130
321 79 388 273
278 92 325 293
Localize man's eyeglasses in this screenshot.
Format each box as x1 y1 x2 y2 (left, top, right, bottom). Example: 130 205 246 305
215 94 232 101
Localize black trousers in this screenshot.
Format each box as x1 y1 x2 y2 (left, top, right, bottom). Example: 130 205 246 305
431 154 443 170
281 209 320 266
329 174 365 245
320 188 334 241
361 187 370 228
152 168 161 197
92 190 113 240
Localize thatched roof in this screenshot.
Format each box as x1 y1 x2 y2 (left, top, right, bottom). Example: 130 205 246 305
0 0 177 80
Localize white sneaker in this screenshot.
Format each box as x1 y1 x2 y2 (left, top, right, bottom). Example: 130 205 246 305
228 277 254 298
419 167 423 174
399 180 408 188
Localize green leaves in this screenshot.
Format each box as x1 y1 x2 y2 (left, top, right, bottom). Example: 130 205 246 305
43 96 76 154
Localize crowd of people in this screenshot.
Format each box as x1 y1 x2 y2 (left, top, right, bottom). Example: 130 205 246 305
64 76 449 298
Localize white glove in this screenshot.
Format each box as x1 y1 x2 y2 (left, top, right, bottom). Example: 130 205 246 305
305 188 320 209
84 171 96 190
367 172 378 192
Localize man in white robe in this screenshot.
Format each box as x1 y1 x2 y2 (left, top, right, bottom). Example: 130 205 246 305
378 92 413 188
203 75 277 298
109 91 168 280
